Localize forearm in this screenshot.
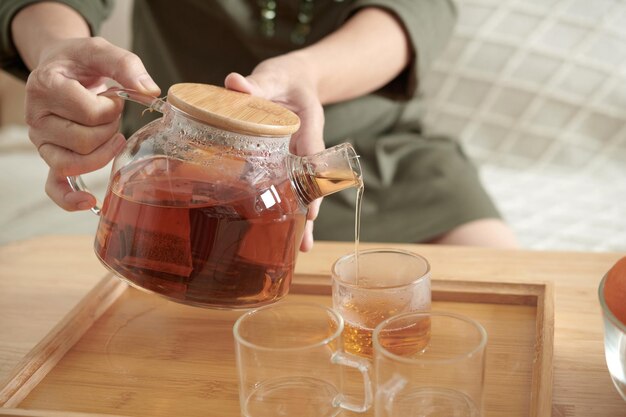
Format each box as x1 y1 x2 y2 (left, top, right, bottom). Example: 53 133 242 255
11 1 90 70
293 7 411 105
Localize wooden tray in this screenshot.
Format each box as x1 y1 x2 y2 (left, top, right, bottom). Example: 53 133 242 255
0 273 553 417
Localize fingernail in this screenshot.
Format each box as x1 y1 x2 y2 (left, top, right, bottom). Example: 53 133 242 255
77 201 93 210
138 74 159 92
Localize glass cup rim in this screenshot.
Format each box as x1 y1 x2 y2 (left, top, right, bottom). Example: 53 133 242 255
232 302 345 352
598 272 626 332
372 311 488 365
331 248 431 290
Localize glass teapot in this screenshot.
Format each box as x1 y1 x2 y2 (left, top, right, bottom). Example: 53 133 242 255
70 83 362 309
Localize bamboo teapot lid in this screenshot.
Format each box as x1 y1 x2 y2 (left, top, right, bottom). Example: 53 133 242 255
167 83 300 137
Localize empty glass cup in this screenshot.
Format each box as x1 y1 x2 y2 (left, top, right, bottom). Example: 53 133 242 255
233 303 373 417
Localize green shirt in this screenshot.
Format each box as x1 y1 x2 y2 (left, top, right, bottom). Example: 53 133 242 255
1 0 500 243
1 0 456 135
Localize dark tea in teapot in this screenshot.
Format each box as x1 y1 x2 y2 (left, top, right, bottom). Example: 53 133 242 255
72 83 362 309
95 155 306 308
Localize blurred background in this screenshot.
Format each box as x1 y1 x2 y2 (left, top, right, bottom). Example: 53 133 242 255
1 0 626 251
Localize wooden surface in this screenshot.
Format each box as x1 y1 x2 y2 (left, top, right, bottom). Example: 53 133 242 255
1 276 550 417
0 277 127 407
0 236 107 382
0 236 624 416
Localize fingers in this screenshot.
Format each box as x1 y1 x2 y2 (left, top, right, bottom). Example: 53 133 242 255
29 113 120 156
24 37 160 206
224 72 256 94
300 220 314 252
307 198 322 222
226 71 325 156
45 169 97 211
26 74 125 180
27 37 159 128
225 71 280 99
300 199 321 252
80 37 160 95
26 68 123 127
37 133 126 177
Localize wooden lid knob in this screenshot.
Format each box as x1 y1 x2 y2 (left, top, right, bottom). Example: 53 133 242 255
166 83 300 136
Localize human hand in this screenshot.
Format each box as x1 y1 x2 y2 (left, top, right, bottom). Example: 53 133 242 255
224 55 325 252
25 37 160 210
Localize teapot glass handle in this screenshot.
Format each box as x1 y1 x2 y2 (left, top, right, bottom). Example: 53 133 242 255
66 88 167 215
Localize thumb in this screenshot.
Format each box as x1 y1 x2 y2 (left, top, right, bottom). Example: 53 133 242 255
224 72 281 101
224 72 256 94
80 38 160 95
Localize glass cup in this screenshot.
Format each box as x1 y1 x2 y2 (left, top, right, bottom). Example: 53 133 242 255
332 249 431 357
598 272 626 401
233 303 373 417
373 311 487 417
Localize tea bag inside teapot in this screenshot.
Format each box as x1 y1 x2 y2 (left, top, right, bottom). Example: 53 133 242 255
94 83 357 308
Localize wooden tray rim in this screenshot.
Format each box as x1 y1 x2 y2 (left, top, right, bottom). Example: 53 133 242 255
0 273 554 417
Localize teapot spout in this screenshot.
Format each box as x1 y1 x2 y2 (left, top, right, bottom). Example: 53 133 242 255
288 143 363 205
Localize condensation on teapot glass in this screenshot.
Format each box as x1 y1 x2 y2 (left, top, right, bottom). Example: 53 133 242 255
77 84 362 309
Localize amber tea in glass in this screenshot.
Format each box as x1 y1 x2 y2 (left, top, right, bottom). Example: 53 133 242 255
332 249 431 357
